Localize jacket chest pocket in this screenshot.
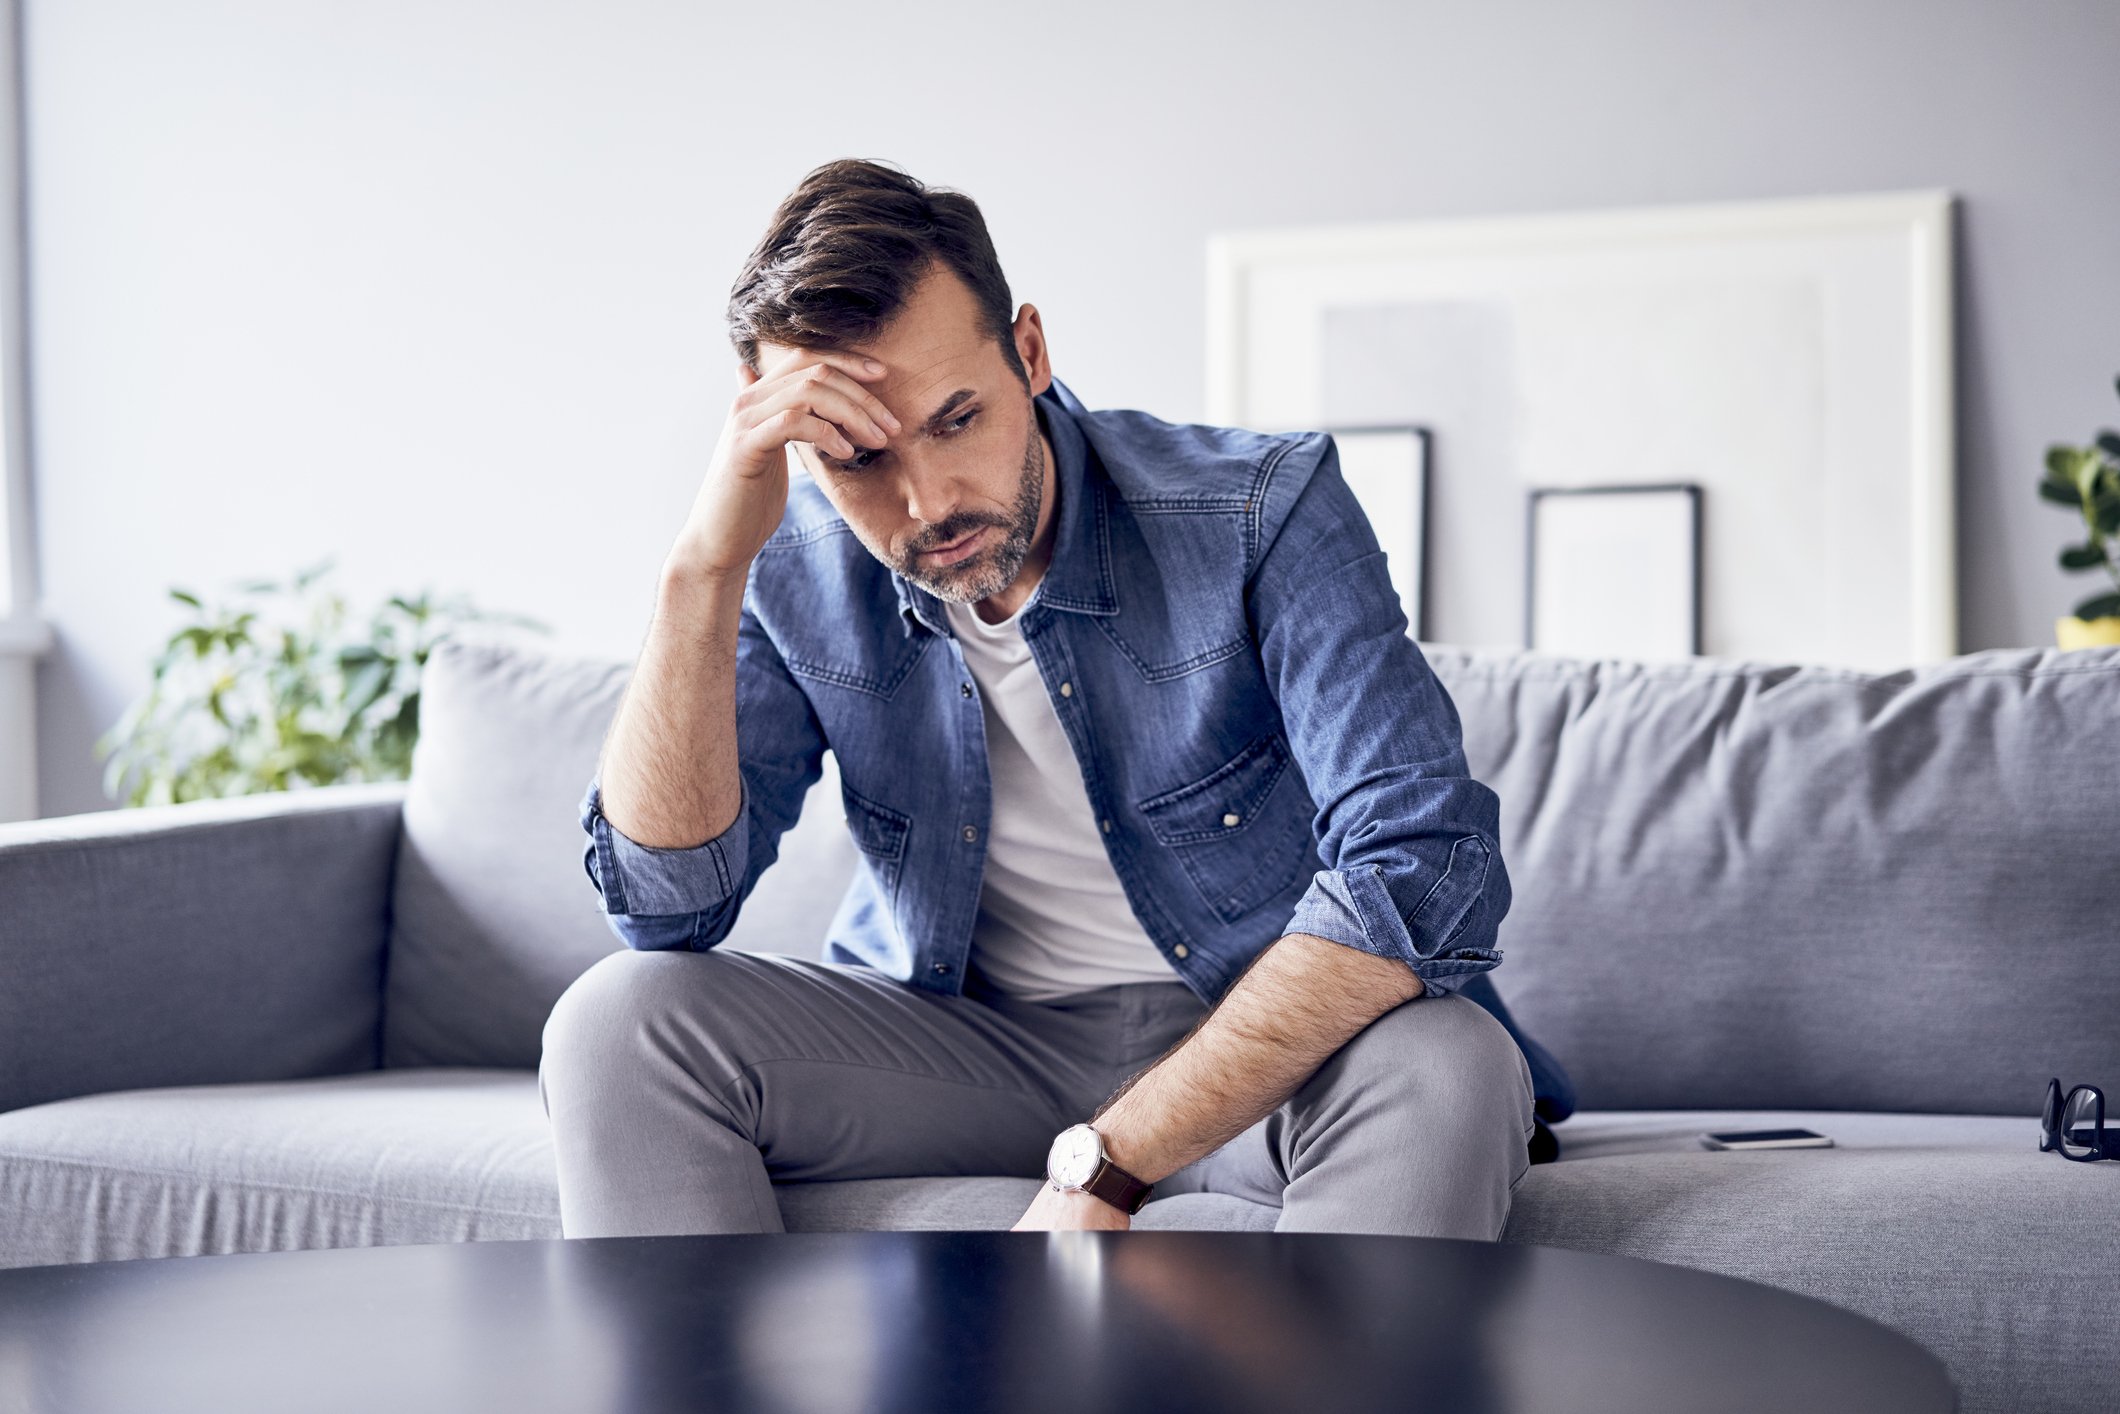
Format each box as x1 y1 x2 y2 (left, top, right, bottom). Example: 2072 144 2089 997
1138 733 1316 924
841 785 911 896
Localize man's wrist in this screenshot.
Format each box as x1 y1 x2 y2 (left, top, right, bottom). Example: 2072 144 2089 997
657 557 749 611
1090 1116 1156 1185
1046 1122 1155 1213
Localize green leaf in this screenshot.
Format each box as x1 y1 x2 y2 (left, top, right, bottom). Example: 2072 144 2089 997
168 588 202 609
342 659 393 719
2074 591 2120 620
2077 454 2105 505
391 690 420 736
2096 496 2120 536
2046 445 2081 482
2039 480 2083 507
2060 543 2109 570
2096 430 2120 462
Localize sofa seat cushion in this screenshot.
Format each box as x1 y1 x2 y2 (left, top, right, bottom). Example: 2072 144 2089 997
1540 1107 2034 1160
0 1070 1275 1269
1511 1109 2120 1414
0 1069 564 1269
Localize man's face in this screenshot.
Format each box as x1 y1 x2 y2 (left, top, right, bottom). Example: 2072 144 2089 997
756 263 1055 606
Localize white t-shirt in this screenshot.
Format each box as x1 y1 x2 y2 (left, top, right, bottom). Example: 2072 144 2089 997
943 593 1183 1000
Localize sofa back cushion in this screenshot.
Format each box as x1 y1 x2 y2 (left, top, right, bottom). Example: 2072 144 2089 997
1426 643 2120 1115
382 637 856 1068
388 633 2120 1112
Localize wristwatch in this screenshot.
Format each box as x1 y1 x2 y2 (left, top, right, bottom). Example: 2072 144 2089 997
1045 1122 1154 1214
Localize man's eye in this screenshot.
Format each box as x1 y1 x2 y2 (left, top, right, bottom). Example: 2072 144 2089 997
832 409 977 473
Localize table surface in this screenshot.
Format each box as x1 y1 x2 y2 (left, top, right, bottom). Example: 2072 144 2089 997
0 1231 1953 1414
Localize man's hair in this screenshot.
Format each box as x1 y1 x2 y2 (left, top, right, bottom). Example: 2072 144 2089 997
727 158 1027 388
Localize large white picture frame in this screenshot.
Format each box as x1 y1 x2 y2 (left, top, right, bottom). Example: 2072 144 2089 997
1207 190 1956 670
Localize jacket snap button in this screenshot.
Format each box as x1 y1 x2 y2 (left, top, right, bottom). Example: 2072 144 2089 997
961 682 973 698
962 825 978 842
1059 681 1073 697
1101 818 1113 833
1222 812 1241 827
1173 943 1190 959
932 961 952 975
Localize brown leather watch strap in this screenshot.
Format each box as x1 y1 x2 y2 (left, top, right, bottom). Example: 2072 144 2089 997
1082 1155 1154 1214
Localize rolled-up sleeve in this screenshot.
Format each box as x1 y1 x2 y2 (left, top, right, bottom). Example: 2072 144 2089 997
578 772 752 951
577 587 827 952
1248 432 1510 997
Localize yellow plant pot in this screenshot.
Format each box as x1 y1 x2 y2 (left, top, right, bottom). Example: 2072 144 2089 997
2055 615 2120 650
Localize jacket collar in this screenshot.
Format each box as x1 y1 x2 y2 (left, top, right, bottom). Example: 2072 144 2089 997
892 373 1116 636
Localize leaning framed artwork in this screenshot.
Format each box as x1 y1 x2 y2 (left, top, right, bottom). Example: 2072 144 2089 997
1526 484 1702 661
1207 189 1956 670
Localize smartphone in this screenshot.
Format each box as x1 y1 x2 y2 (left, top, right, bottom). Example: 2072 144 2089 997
1700 1128 1834 1150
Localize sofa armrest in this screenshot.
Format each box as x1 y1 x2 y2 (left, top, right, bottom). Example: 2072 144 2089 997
0 782 407 1113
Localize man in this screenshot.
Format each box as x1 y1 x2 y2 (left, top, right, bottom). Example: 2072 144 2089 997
540 158 1572 1240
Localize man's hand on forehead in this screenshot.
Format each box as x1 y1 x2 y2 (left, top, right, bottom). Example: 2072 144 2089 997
665 346 900 584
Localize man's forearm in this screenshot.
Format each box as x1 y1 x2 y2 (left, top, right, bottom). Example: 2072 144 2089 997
1090 932 1425 1183
596 565 748 849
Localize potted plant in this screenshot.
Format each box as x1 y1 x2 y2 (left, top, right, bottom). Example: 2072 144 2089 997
2040 374 2120 650
95 558 547 805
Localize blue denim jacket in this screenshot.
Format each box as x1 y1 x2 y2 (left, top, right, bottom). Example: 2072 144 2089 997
579 375 1573 1115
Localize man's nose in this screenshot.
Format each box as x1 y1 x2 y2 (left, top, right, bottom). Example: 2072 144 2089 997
897 461 962 530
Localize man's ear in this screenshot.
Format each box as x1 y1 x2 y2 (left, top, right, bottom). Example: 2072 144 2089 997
1013 305 1053 397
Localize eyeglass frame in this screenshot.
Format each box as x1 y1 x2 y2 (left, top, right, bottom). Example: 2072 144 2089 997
2040 1078 2120 1161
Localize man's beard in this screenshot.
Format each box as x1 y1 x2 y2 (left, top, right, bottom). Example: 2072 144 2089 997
888 412 1046 605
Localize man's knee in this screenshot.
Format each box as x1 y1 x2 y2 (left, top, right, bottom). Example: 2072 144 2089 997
546 949 681 1062
539 947 761 1099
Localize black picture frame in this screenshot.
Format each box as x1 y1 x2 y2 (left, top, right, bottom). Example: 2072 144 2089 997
1319 423 1433 640
1525 483 1704 657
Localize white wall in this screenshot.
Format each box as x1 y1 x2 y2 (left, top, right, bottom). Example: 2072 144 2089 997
21 0 2120 817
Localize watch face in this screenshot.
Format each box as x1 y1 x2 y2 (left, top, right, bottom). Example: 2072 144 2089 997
1048 1124 1102 1189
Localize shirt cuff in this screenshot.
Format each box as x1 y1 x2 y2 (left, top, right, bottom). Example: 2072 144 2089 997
1282 855 1502 999
577 774 750 917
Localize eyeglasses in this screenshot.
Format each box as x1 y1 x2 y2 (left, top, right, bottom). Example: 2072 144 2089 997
2041 1079 2120 1161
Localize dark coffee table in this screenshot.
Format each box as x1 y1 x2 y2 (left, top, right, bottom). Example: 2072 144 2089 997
0 1231 1952 1412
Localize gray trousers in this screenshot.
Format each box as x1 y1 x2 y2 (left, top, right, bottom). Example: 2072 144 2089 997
538 948 1535 1240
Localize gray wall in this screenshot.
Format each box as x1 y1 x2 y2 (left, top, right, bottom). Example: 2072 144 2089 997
22 0 2120 817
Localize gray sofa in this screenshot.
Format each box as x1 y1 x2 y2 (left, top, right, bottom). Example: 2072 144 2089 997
4 636 2116 1413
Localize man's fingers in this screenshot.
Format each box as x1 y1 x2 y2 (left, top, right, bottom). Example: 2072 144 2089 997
743 408 857 468
750 377 897 455
757 348 903 434
801 347 890 384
